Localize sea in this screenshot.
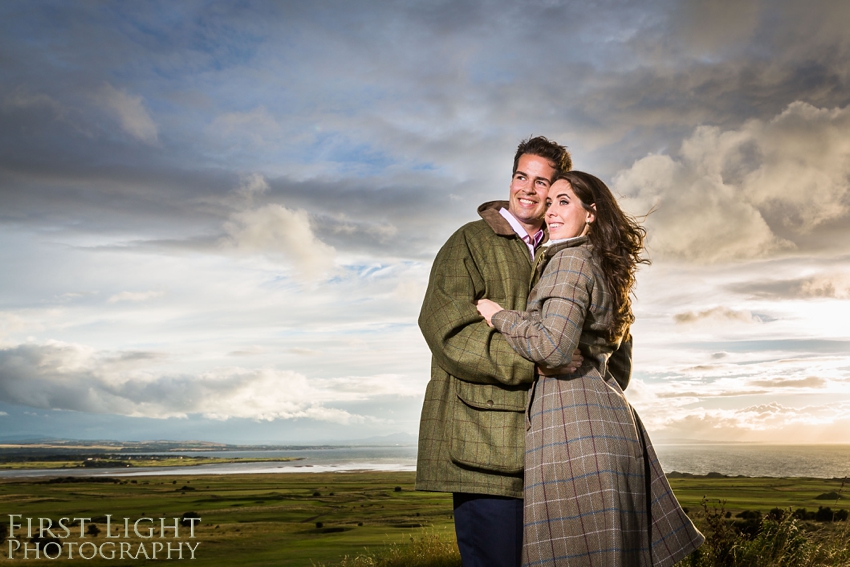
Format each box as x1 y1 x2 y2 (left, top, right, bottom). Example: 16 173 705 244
1 444 849 480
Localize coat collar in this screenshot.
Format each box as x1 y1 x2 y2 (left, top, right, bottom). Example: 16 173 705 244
477 200 515 236
477 200 549 241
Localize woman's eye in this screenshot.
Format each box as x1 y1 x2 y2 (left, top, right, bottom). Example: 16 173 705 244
560 199 568 205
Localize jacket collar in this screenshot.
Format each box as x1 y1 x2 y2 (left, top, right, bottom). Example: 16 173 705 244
477 200 549 241
477 200 515 236
543 235 588 258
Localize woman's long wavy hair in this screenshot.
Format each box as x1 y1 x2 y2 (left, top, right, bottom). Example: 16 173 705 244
556 171 650 342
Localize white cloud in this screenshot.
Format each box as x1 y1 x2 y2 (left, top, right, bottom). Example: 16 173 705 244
223 202 337 279
615 102 850 262
96 83 159 144
0 341 386 423
107 291 165 303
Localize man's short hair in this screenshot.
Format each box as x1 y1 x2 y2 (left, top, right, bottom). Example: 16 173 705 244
512 136 572 176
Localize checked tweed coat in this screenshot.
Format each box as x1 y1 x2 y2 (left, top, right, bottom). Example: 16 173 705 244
416 201 537 498
492 238 704 567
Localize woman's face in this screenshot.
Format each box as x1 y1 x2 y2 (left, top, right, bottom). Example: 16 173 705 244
545 180 595 240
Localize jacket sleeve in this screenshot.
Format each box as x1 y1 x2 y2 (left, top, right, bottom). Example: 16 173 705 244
490 250 591 369
418 229 535 387
607 332 632 390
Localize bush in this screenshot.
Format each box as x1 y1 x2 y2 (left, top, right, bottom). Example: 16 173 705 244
181 512 201 527
679 500 850 567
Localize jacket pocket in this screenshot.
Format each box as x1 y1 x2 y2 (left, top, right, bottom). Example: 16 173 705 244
448 380 527 474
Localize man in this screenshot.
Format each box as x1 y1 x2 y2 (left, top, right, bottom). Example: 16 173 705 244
416 136 572 567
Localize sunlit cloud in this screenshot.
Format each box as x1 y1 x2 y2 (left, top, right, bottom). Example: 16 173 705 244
673 306 764 325
750 376 827 388
220 175 337 279
616 102 850 262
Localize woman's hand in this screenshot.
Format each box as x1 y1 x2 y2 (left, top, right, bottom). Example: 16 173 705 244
474 298 504 327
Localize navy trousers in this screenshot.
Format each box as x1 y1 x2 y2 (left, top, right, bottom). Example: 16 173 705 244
453 493 523 567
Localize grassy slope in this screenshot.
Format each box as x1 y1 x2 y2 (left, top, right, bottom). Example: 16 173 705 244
0 472 846 566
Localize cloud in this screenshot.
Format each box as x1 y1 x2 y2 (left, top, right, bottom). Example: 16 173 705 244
289 348 320 356
0 411 7 416
615 102 850 262
673 306 763 324
222 176 337 278
95 83 159 144
637 399 850 443
729 273 850 299
750 376 827 388
0 342 380 423
3 88 65 117
674 0 760 55
208 106 283 148
228 346 267 357
107 291 165 303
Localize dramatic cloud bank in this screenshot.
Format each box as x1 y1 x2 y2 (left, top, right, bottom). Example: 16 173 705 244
615 102 850 262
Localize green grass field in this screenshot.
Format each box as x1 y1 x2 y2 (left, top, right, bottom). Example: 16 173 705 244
0 472 846 566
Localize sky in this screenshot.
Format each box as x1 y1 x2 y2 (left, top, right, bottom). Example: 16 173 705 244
0 0 849 445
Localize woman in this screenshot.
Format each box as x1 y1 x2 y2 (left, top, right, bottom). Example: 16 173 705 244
476 171 703 567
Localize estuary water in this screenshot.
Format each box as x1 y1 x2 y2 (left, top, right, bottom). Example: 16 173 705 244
1 444 848 479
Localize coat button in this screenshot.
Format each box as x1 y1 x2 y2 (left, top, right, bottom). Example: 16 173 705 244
486 400 494 408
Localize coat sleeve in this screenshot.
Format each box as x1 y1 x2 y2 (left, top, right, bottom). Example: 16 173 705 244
491 250 592 369
418 229 535 387
607 332 632 390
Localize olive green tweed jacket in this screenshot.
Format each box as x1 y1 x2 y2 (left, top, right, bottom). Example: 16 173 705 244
416 201 537 498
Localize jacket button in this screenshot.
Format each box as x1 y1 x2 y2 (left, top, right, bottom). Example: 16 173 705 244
486 400 494 408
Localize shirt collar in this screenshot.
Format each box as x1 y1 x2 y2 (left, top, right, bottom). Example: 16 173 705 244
499 207 544 257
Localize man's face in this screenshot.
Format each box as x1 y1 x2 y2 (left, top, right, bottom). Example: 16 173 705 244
508 154 556 231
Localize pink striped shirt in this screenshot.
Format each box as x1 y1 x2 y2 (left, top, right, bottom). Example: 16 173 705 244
499 207 545 259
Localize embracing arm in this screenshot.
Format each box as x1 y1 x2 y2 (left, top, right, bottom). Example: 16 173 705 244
490 250 592 369
418 230 535 387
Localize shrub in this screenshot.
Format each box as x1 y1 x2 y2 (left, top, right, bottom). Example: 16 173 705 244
180 512 201 527
680 500 850 567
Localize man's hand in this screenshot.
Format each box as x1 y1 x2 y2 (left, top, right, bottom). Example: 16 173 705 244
537 348 583 375
474 298 504 327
